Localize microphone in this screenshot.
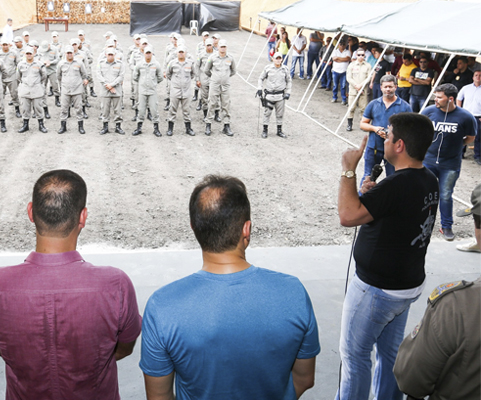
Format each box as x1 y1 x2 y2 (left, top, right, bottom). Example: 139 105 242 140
370 164 383 182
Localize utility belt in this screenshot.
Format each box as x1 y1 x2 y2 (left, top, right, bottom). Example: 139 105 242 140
264 89 285 96
261 89 285 110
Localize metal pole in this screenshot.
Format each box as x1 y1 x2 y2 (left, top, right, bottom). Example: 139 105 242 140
301 32 345 113
246 21 278 82
297 33 336 112
237 17 259 69
419 53 455 113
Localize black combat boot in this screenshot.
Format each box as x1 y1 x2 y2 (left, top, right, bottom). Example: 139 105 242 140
166 121 174 136
132 122 143 136
205 123 212 136
277 125 287 138
55 96 61 107
222 124 233 137
82 106 88 119
192 88 198 101
164 99 170 111
185 122 195 136
346 118 353 132
153 123 161 137
214 110 221 123
0 119 7 132
78 121 85 134
131 98 136 109
15 106 21 118
115 123 125 135
131 109 138 122
203 109 208 122
90 87 97 97
48 87 54 97
100 122 109 135
68 107 71 118
85 98 91 108
38 119 48 133
18 119 29 133
196 100 202 111
44 107 50 119
262 125 268 139
58 120 67 134
147 108 152 121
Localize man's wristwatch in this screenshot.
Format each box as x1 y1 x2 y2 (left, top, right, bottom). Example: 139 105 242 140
341 170 356 179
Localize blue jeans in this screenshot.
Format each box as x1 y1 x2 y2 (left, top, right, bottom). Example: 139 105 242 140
424 163 460 229
396 87 410 102
290 54 305 78
282 54 289 66
332 71 347 101
360 147 395 188
267 41 276 61
475 117 480 159
335 275 420 400
372 82 382 99
409 94 428 113
320 62 332 88
307 51 320 78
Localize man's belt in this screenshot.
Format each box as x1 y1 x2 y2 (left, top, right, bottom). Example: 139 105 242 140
264 89 285 95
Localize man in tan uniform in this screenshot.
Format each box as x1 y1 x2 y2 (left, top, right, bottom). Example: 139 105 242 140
16 46 48 133
346 49 371 132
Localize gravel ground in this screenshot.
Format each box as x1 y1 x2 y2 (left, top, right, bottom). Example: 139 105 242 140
0 23 478 252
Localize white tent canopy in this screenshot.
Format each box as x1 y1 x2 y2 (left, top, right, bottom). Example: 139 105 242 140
343 0 481 56
258 0 408 33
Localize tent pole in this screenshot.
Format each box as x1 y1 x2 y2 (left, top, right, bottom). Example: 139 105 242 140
332 46 387 137
246 21 278 82
237 17 260 69
300 32 345 113
298 34 337 112
419 53 455 114
301 111 358 147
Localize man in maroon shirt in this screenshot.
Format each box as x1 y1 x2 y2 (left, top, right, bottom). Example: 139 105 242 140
0 169 142 400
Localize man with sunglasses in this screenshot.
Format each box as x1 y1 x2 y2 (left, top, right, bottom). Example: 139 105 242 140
346 50 371 131
409 56 434 112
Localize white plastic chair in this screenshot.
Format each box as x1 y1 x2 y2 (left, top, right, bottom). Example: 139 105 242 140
190 20 198 36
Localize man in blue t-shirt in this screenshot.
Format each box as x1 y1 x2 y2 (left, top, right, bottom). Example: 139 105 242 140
140 175 320 400
422 83 477 241
337 113 439 400
360 74 412 187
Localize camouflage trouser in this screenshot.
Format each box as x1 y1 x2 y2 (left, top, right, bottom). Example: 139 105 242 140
138 93 159 123
206 82 230 124
168 96 190 123
101 96 122 123
20 97 44 119
3 80 19 107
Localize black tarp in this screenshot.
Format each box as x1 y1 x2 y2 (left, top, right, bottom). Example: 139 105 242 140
130 2 183 36
183 1 240 32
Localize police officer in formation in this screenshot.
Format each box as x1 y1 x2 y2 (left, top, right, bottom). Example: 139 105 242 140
132 46 163 137
16 46 47 133
204 39 236 136
97 48 125 135
0 60 7 132
38 40 60 119
129 38 150 121
257 51 292 139
192 31 210 103
0 37 21 118
166 46 195 136
57 45 89 134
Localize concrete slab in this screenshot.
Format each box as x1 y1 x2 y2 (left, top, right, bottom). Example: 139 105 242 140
0 242 479 399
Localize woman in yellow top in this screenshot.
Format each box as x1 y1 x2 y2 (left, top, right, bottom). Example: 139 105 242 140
276 31 290 66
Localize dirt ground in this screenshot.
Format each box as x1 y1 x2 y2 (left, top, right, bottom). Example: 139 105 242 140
0 23 478 252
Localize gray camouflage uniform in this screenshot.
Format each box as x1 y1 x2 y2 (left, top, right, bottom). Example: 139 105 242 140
0 60 6 120
97 58 125 123
133 59 163 123
166 57 195 123
17 59 47 119
129 49 145 109
257 63 292 125
204 52 236 124
57 58 88 121
0 48 20 106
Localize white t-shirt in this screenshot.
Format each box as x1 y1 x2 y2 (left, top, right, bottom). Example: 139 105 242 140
292 34 307 54
332 48 351 73
2 24 13 44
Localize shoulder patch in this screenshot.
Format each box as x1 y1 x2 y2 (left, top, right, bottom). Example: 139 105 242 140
411 320 422 339
428 280 473 306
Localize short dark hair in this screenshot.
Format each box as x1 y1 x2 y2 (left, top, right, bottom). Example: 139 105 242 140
389 113 434 161
434 83 458 101
458 56 468 65
403 53 413 61
380 74 397 85
32 170 87 237
189 175 251 253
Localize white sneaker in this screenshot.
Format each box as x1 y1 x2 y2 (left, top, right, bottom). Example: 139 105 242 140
456 240 481 253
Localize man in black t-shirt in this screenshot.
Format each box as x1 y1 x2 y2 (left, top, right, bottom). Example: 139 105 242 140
369 47 392 99
335 113 439 400
409 56 435 112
